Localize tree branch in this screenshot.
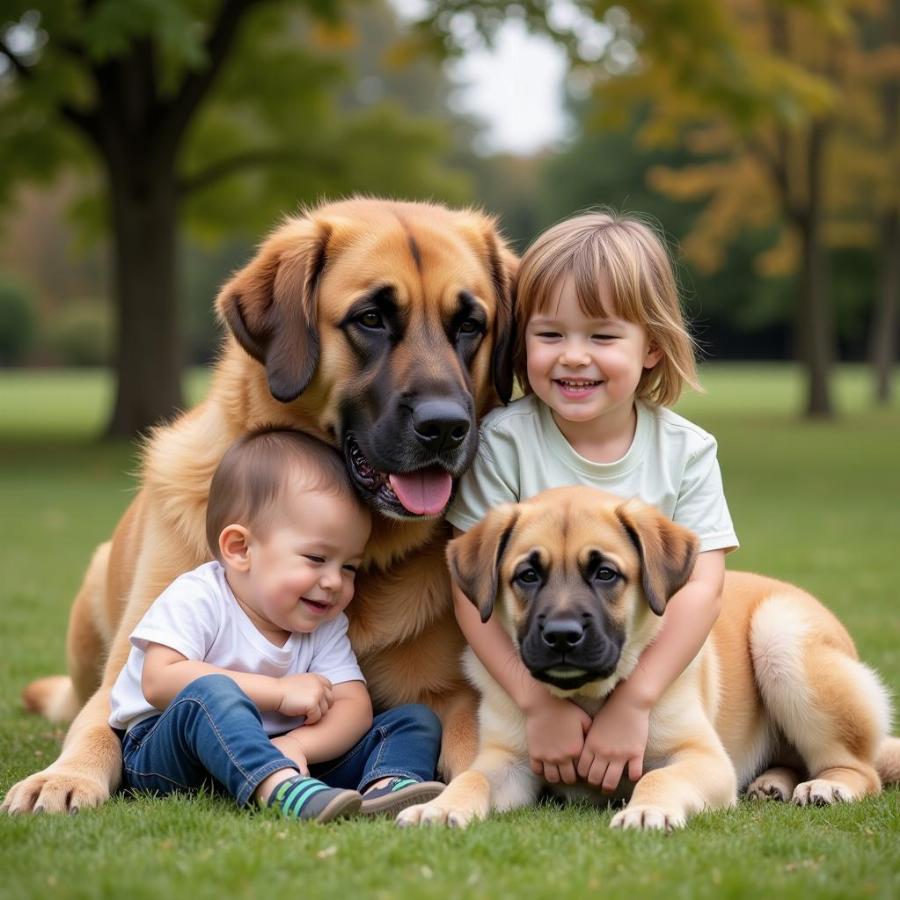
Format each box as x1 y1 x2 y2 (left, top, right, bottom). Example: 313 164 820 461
178 147 340 195
162 0 270 150
0 35 34 80
58 102 102 146
746 136 797 220
1 31 103 146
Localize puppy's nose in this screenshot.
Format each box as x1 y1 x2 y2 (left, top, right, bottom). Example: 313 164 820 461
412 400 470 452
541 618 585 651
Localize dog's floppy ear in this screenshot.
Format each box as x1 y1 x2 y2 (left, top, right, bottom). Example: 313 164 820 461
216 216 331 403
615 500 699 616
484 232 518 405
457 213 519 404
447 504 520 622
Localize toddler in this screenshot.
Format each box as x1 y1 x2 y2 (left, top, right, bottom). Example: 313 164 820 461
109 428 444 822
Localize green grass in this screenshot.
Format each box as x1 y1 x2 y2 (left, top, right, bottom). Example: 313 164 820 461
1 364 898 900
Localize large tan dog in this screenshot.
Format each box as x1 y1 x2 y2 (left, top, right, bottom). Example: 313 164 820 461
3 198 516 815
398 486 899 830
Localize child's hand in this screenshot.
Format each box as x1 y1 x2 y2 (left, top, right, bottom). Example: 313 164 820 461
270 733 309 775
524 694 592 784
277 674 334 722
576 684 650 792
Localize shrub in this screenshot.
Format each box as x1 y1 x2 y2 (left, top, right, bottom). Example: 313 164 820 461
0 275 37 366
44 300 113 366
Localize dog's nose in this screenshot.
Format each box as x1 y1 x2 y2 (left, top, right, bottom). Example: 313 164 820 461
541 618 585 651
412 400 470 452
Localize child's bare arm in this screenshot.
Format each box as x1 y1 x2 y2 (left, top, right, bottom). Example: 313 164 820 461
577 550 726 789
453 577 591 785
616 549 725 710
272 681 373 765
141 643 333 718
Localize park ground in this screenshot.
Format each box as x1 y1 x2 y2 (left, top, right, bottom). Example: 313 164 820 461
0 364 898 900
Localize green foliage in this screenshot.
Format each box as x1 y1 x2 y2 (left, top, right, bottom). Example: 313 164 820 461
43 300 113 367
0 1 477 242
0 275 35 365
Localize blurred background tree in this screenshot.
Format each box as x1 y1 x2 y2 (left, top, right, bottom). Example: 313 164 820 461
0 0 473 436
1 0 897 434
422 0 898 417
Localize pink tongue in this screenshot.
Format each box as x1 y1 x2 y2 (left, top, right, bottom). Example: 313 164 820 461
388 469 453 516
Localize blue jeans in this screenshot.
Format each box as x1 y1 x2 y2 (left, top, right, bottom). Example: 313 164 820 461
121 674 442 807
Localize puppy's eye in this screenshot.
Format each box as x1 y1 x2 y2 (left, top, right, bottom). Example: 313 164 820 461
515 567 540 585
594 566 618 582
358 310 384 330
458 318 481 336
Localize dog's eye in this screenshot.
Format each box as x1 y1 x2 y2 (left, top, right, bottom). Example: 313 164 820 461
515 567 540 585
458 318 480 336
358 310 385 330
595 567 618 582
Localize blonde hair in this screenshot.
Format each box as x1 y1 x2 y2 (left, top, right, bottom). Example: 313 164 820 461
513 211 700 407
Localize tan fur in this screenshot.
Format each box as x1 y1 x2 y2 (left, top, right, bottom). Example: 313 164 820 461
3 198 514 815
398 487 896 831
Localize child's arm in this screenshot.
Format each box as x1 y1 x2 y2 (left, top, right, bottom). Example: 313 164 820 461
454 581 592 784
576 549 725 790
141 643 334 721
271 681 373 768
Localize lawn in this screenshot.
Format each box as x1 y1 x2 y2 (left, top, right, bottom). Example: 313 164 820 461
1 364 898 900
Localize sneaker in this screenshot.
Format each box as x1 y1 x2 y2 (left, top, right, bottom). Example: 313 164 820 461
269 775 362 823
360 777 445 816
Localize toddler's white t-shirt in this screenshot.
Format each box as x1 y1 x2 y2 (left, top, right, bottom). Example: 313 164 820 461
109 561 364 735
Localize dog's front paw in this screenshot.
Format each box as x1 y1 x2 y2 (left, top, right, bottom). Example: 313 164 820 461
610 804 685 832
1 767 109 816
792 779 854 807
395 799 483 829
746 773 792 802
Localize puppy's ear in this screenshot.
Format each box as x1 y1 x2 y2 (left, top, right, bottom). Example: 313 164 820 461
447 505 520 622
216 216 331 403
615 500 699 616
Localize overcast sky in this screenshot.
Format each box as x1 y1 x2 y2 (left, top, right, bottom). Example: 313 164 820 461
390 2 573 155
447 20 570 155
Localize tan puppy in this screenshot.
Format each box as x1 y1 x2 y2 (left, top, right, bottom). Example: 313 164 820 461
398 486 899 830
4 198 516 815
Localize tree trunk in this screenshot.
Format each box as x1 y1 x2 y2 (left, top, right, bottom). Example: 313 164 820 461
104 164 183 437
796 123 834 418
797 216 833 417
869 208 899 405
86 5 257 438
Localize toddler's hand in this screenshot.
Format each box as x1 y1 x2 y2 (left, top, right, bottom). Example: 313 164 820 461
577 685 650 792
277 673 333 723
524 694 591 784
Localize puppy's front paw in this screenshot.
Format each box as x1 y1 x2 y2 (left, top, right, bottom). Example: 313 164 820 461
610 804 685 832
792 779 854 807
746 773 791 802
395 800 481 829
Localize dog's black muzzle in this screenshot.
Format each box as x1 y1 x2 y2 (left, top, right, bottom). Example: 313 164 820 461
341 391 479 520
520 613 624 691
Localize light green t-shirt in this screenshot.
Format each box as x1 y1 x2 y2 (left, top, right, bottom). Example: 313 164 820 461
447 395 738 553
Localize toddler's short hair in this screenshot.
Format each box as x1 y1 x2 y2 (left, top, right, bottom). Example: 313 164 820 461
513 211 700 407
206 428 367 560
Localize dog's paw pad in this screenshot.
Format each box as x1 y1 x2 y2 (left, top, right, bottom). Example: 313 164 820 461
610 805 684 832
746 778 789 802
395 804 427 827
396 802 455 827
792 779 853 807
446 810 474 829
